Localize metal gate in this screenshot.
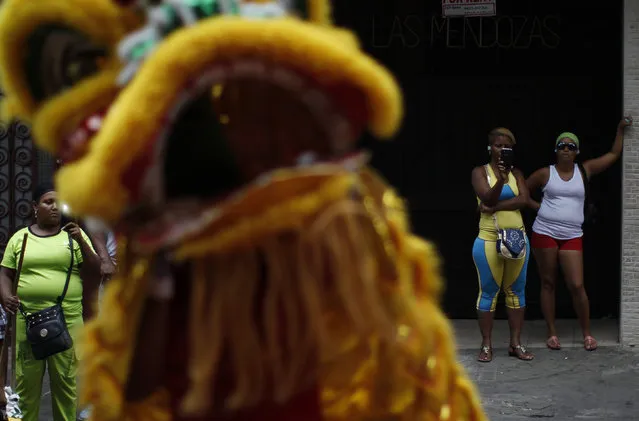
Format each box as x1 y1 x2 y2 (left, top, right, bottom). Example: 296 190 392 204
0 116 39 259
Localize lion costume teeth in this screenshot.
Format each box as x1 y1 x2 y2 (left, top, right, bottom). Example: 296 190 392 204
0 1 488 421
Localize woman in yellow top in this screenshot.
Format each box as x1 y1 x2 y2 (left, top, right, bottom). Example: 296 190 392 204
471 128 533 363
0 183 99 421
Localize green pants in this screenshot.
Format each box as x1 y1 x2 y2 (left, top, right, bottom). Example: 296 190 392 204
15 315 81 421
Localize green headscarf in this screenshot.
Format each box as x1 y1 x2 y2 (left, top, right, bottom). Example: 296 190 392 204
556 132 580 148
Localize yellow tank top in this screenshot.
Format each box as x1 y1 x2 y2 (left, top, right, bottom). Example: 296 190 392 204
477 164 525 241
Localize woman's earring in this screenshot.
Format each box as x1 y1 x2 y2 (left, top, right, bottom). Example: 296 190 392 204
34 210 38 219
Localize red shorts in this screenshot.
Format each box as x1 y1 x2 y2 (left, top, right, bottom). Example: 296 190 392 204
531 232 583 251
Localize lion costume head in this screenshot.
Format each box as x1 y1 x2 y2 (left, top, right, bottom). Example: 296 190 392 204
0 1 487 421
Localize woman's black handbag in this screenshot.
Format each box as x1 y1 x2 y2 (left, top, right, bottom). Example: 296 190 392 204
19 232 74 360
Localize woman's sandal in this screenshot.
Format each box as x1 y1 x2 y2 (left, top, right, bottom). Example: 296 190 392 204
478 345 493 362
508 344 534 361
584 336 598 351
546 335 561 350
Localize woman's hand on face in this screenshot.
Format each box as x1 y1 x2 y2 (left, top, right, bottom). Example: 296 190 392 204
619 116 633 129
62 222 84 243
2 295 20 315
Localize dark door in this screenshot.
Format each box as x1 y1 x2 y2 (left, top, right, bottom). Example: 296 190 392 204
334 0 622 319
0 112 40 259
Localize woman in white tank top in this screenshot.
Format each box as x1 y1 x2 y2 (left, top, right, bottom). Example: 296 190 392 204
526 117 632 352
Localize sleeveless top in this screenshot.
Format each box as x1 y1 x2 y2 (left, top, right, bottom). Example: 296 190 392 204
477 164 525 241
532 164 585 240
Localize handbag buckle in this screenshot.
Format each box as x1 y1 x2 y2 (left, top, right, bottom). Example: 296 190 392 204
40 328 48 338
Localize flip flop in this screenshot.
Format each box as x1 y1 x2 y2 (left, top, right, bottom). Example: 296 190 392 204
546 335 561 350
584 336 598 351
478 345 492 362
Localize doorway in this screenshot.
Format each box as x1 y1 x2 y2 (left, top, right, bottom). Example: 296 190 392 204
334 0 623 319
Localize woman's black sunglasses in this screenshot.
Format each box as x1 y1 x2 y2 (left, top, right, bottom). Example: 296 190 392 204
556 142 578 151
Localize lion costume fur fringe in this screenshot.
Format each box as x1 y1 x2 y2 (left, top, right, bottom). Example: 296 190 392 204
0 1 488 420
82 168 486 421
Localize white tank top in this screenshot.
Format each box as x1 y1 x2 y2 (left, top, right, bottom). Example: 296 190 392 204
532 164 585 240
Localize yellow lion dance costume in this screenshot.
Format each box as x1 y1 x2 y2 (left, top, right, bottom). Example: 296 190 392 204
0 1 487 420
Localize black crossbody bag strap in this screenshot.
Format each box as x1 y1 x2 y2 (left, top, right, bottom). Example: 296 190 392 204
20 231 76 360
56 232 74 304
18 232 74 316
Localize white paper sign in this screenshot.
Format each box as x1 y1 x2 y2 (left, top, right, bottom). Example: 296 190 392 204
442 0 496 17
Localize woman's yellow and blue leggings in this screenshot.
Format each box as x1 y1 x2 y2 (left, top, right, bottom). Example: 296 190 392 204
472 237 530 312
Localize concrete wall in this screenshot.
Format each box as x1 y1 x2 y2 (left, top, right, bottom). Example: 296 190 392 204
621 0 639 347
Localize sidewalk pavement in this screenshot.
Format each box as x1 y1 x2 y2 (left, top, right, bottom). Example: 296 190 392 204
459 347 639 420
452 318 619 349
32 319 633 421
454 319 639 421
